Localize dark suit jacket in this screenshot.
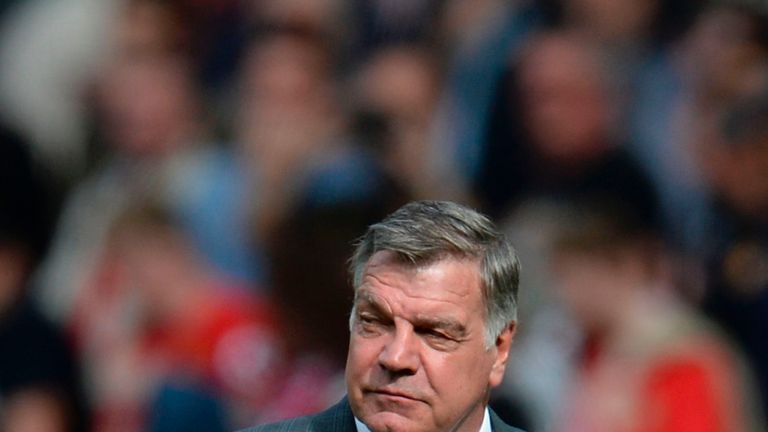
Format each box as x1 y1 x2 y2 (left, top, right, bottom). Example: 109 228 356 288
239 397 526 432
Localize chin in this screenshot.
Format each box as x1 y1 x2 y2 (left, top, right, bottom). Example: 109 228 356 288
363 411 432 432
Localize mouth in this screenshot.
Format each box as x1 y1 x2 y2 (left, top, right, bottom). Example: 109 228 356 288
366 388 425 403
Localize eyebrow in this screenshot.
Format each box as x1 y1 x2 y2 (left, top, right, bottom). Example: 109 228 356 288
354 291 390 317
354 290 468 337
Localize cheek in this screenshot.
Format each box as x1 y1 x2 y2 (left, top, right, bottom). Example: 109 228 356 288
346 334 379 380
424 348 493 394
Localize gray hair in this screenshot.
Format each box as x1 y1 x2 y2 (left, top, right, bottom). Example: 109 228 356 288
349 200 520 347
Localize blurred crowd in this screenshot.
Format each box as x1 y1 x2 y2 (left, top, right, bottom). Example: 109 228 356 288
0 0 767 431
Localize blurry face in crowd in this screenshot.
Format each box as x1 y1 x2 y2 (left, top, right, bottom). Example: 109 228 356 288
98 56 197 156
237 34 338 167
346 251 514 432
564 0 659 42
240 36 331 113
114 228 191 320
684 6 768 99
355 47 439 189
518 34 615 163
553 247 647 332
96 0 196 156
357 48 438 127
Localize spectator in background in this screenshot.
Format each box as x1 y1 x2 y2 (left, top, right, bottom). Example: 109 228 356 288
431 0 540 199
351 44 442 199
88 201 284 432
629 1 768 256
698 90 768 419
198 0 348 129
232 25 346 239
33 0 219 325
551 200 761 432
171 21 390 291
0 123 87 432
225 25 411 258
176 25 346 292
476 30 658 224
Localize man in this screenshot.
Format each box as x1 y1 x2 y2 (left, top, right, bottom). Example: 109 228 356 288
242 200 524 431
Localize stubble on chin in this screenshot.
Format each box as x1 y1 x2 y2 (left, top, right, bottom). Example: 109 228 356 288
355 394 436 432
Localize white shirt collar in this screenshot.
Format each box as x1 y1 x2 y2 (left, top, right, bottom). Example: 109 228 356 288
354 407 492 432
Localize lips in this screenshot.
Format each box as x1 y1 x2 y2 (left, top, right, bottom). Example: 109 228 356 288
367 388 425 403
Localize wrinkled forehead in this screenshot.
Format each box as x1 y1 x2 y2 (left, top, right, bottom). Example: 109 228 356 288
354 251 484 302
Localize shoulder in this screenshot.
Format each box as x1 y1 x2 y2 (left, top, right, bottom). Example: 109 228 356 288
490 409 528 432
238 398 355 432
238 414 316 432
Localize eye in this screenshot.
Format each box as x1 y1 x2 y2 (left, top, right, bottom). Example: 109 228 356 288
421 328 447 339
355 312 387 336
415 324 446 338
417 327 460 351
426 330 452 341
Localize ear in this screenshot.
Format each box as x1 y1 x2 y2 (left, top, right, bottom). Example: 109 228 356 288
488 322 516 388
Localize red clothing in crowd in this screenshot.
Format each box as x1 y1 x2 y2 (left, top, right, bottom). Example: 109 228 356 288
558 300 759 432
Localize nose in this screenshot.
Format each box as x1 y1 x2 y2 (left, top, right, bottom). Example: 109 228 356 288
378 324 419 376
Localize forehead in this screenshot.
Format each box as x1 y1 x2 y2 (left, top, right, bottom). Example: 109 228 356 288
357 251 484 315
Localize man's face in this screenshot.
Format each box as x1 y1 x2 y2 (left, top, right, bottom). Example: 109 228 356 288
346 251 514 432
